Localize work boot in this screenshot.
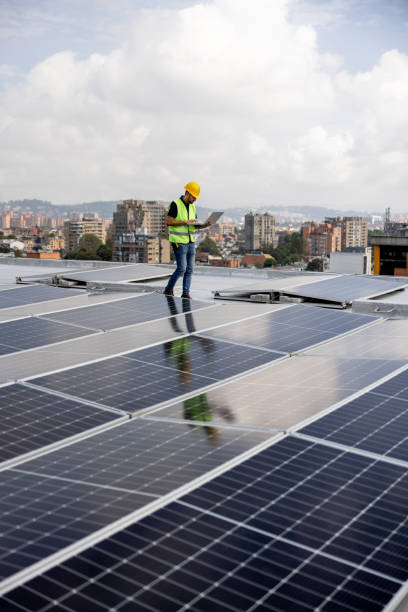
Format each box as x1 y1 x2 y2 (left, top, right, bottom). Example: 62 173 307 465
181 294 192 299
163 288 174 296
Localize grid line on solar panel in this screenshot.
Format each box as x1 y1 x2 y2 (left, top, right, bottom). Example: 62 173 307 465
5 418 274 497
0 317 97 355
40 294 214 332
0 383 125 467
0 501 401 612
298 395 408 464
29 336 285 413
180 436 408 582
0 286 84 310
203 304 377 354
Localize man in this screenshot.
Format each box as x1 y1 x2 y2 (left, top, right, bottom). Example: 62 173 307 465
164 181 211 299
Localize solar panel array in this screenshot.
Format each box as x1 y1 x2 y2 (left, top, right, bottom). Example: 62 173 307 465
285 275 407 303
1 284 408 612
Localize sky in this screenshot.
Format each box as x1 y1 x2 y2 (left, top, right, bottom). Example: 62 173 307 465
0 0 407 212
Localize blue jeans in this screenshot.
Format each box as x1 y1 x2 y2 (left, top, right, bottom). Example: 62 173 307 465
166 242 195 295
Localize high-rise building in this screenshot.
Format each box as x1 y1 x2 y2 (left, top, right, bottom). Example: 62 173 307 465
111 200 167 237
1 211 12 230
64 215 106 253
325 217 368 250
302 222 342 256
244 213 276 251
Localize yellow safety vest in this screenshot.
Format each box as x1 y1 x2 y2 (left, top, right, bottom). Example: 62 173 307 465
168 198 196 244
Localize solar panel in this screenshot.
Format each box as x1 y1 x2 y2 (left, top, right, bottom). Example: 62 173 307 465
41 293 213 331
1 501 400 612
286 275 407 303
0 317 96 355
8 418 274 497
148 356 406 431
60 264 170 282
0 285 83 310
0 420 273 581
306 319 408 361
30 337 283 412
203 304 376 353
0 383 124 466
0 469 149 581
299 368 408 461
182 437 408 581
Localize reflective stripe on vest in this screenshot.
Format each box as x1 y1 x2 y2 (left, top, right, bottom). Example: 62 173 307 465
168 198 196 244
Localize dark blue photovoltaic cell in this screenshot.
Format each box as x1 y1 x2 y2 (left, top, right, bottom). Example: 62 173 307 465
371 368 408 401
182 437 408 581
0 470 150 580
0 317 96 355
300 391 408 461
0 502 400 612
0 383 122 464
0 285 83 309
204 304 376 353
31 337 282 412
42 293 210 330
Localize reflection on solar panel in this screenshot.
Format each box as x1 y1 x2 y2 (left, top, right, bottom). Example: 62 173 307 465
0 285 83 310
299 368 408 461
0 317 96 355
204 304 376 353
9 419 273 497
149 356 406 430
31 337 283 412
286 275 406 303
42 293 212 330
0 384 123 466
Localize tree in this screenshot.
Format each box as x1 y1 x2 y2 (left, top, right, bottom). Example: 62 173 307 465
79 233 102 255
263 257 275 268
197 237 221 256
13 249 23 258
96 239 113 261
263 232 308 266
306 258 324 272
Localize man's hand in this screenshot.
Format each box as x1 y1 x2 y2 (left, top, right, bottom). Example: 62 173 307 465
187 219 198 225
204 221 211 228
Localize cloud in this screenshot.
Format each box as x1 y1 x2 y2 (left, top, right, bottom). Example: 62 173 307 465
0 0 407 210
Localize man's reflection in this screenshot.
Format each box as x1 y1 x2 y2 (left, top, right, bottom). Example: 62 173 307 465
163 295 220 444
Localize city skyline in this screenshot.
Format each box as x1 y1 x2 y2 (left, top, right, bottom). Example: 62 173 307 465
1 0 407 210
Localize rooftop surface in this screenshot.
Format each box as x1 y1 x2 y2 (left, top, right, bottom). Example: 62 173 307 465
0 259 408 612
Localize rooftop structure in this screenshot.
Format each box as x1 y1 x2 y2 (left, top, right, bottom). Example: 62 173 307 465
0 259 408 611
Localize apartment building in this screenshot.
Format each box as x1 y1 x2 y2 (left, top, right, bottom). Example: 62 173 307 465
244 213 277 251
113 231 170 264
64 215 106 253
302 222 342 257
111 200 167 237
325 217 368 250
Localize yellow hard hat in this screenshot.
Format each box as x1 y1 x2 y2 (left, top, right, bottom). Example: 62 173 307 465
184 181 200 199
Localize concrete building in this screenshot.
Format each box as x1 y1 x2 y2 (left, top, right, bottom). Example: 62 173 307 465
112 200 167 237
302 222 342 257
325 216 368 250
113 230 170 264
1 211 12 230
244 213 276 251
64 216 106 253
329 247 372 275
